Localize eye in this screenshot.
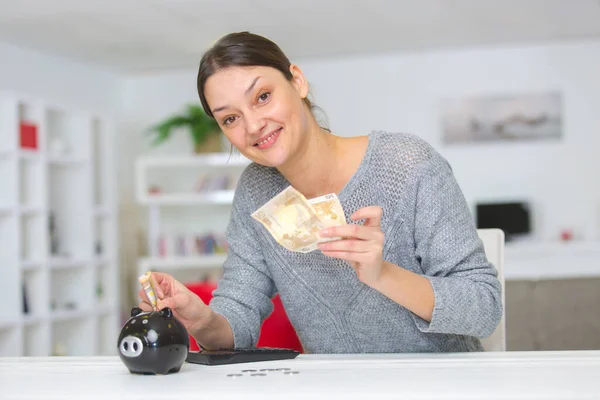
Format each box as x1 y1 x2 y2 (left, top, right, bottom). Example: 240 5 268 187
258 92 271 103
222 116 236 126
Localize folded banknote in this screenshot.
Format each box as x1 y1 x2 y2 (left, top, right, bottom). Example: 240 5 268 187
252 186 346 253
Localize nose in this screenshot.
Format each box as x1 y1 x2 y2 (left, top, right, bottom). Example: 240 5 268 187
245 111 266 137
119 336 143 358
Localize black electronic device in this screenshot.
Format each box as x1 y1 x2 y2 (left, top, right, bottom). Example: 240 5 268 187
476 201 531 240
186 347 300 366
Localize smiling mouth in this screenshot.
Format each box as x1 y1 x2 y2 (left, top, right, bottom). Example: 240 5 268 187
253 128 282 146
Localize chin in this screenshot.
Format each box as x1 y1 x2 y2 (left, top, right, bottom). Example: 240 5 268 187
253 154 289 168
246 145 290 168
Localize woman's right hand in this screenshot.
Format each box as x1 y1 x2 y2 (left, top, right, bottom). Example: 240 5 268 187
137 272 212 335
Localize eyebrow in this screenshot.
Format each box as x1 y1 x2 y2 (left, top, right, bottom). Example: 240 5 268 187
211 76 262 115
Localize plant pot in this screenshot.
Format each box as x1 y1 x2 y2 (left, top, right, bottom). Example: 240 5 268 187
194 134 224 154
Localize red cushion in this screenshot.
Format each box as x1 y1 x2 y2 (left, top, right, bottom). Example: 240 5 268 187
185 281 303 353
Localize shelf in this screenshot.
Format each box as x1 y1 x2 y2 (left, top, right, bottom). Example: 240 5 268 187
139 254 227 270
141 190 236 205
0 205 43 216
0 319 18 330
21 260 43 271
49 257 91 270
136 153 247 205
136 151 241 296
51 309 90 322
18 149 43 161
48 155 89 166
98 304 116 316
50 308 108 322
18 204 46 216
2 94 118 357
22 314 44 326
138 153 251 168
94 257 111 267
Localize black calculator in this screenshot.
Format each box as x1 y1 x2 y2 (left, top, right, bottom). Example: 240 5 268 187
186 347 300 366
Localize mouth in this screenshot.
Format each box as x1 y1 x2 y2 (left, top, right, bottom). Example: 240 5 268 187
253 128 282 149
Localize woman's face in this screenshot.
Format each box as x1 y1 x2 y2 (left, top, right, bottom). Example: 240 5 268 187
204 65 310 168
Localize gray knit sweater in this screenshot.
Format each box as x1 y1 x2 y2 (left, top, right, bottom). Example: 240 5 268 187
209 131 503 353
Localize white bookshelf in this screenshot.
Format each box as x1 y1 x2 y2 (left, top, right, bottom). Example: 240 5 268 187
139 254 228 271
136 153 250 284
0 93 119 357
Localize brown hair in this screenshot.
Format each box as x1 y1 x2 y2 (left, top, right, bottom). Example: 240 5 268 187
197 32 328 129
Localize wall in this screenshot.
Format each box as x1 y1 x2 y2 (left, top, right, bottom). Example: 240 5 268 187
0 41 120 113
299 39 600 243
120 39 600 299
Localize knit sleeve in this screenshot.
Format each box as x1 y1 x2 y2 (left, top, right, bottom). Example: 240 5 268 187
409 156 503 338
208 178 276 348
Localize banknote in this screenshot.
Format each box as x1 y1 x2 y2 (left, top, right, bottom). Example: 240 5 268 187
251 186 325 253
307 193 346 242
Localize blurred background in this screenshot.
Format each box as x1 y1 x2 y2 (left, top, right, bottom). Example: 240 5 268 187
0 0 599 357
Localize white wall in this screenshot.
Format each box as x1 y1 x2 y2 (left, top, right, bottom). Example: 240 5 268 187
121 39 600 245
0 41 120 113
299 39 600 242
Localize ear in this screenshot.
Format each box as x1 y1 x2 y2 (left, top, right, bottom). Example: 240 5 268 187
130 307 143 317
160 307 173 318
289 64 309 99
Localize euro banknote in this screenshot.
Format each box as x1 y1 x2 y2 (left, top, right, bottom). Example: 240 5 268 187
252 186 347 253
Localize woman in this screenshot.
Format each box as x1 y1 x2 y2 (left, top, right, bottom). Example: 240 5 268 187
138 32 502 353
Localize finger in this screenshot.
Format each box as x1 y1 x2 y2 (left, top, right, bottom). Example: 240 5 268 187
149 272 164 298
320 250 371 264
157 293 187 311
318 239 369 253
351 206 382 228
138 302 153 312
320 223 376 240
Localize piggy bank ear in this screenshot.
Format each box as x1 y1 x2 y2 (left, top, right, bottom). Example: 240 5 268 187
160 307 173 318
130 307 143 317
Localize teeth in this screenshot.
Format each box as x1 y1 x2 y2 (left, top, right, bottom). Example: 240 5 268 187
257 130 278 145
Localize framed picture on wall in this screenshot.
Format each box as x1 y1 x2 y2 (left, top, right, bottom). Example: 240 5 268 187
441 91 563 144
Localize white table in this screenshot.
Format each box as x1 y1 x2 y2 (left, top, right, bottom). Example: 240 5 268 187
1 351 599 399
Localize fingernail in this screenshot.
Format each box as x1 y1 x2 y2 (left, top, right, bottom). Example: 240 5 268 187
320 229 329 236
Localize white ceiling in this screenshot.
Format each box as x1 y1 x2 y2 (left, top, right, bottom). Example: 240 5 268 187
1 0 600 73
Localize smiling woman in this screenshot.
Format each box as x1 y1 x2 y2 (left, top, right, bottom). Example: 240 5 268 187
137 31 503 354
196 33 330 170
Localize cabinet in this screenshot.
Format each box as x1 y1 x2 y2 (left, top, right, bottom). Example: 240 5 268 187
0 93 119 356
135 153 250 285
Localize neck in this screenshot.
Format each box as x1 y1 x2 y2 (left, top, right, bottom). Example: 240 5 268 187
277 122 343 199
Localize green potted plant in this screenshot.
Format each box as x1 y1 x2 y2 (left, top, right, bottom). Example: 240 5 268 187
146 104 223 154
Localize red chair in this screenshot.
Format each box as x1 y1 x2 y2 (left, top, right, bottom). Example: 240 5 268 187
185 281 303 353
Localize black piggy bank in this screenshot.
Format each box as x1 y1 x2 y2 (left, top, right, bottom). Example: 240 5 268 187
118 307 189 375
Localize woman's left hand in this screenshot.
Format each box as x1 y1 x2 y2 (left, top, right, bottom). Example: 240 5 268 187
317 206 385 287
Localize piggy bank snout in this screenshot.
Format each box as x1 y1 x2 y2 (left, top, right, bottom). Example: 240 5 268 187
119 336 143 358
